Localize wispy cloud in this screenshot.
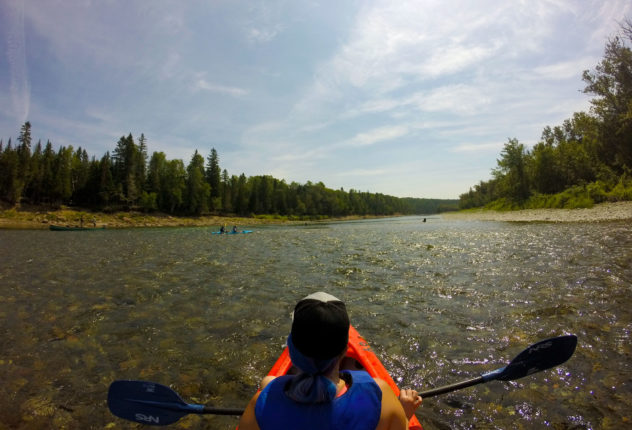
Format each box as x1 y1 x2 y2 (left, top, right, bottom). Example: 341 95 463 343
4 0 30 123
194 78 248 97
411 85 492 115
248 27 283 43
534 57 597 80
335 168 390 177
290 1 510 126
245 2 285 43
451 142 505 153
418 43 499 78
346 125 409 147
348 84 491 119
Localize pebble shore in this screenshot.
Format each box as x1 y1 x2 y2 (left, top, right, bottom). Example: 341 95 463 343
441 201 632 222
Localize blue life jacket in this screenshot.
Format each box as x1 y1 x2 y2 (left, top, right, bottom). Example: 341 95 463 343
255 370 381 430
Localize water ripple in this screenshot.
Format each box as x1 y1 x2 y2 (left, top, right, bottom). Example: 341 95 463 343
1 219 631 428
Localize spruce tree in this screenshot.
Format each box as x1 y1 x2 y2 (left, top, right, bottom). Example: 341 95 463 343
206 148 221 210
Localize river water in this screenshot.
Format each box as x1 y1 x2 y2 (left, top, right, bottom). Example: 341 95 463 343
0 217 630 429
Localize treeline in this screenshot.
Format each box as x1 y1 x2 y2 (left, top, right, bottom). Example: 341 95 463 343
0 124 456 217
401 197 459 214
460 20 632 210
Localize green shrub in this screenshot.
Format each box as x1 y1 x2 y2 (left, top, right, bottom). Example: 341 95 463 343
522 185 598 209
586 181 608 203
525 193 553 209
606 175 632 201
550 193 566 208
485 198 514 210
1 209 19 219
254 213 289 221
564 195 594 209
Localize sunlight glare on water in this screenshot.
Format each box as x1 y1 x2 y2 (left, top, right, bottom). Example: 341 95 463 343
0 217 631 428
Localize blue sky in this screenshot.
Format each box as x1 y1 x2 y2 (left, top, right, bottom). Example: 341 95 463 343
1 0 629 199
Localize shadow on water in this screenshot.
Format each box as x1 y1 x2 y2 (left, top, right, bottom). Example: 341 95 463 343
0 217 630 428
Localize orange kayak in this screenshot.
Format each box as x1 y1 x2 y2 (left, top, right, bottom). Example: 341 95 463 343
260 325 423 430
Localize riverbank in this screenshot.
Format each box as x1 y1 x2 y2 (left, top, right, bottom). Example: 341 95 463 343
3 201 631 229
0 205 388 229
441 201 632 222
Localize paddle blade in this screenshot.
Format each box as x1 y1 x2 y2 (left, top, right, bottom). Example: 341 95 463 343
494 335 577 382
108 380 192 426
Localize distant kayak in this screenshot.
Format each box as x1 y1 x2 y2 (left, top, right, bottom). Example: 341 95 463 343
212 230 253 235
49 225 105 231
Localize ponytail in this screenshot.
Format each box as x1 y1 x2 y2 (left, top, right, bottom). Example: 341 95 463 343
285 372 337 404
286 335 339 404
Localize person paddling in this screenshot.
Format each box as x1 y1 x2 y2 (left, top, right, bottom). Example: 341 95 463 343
238 292 422 430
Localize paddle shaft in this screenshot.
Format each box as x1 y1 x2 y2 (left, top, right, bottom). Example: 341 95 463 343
419 375 484 398
202 406 244 415
131 398 243 415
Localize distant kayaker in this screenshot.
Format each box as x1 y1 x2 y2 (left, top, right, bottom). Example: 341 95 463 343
232 225 238 233
238 292 422 430
220 224 226 234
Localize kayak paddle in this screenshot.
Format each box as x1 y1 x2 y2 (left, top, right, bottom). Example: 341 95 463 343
419 334 577 398
107 334 577 425
107 380 244 425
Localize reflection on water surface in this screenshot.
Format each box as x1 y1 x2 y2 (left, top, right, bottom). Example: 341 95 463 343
1 217 630 429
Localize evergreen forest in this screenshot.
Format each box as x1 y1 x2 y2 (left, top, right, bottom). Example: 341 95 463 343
459 20 632 210
0 126 456 218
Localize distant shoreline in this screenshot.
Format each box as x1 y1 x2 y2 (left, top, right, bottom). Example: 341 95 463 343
441 201 632 222
0 206 396 230
2 201 631 229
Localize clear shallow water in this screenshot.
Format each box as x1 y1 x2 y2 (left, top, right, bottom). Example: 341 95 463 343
0 217 630 429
